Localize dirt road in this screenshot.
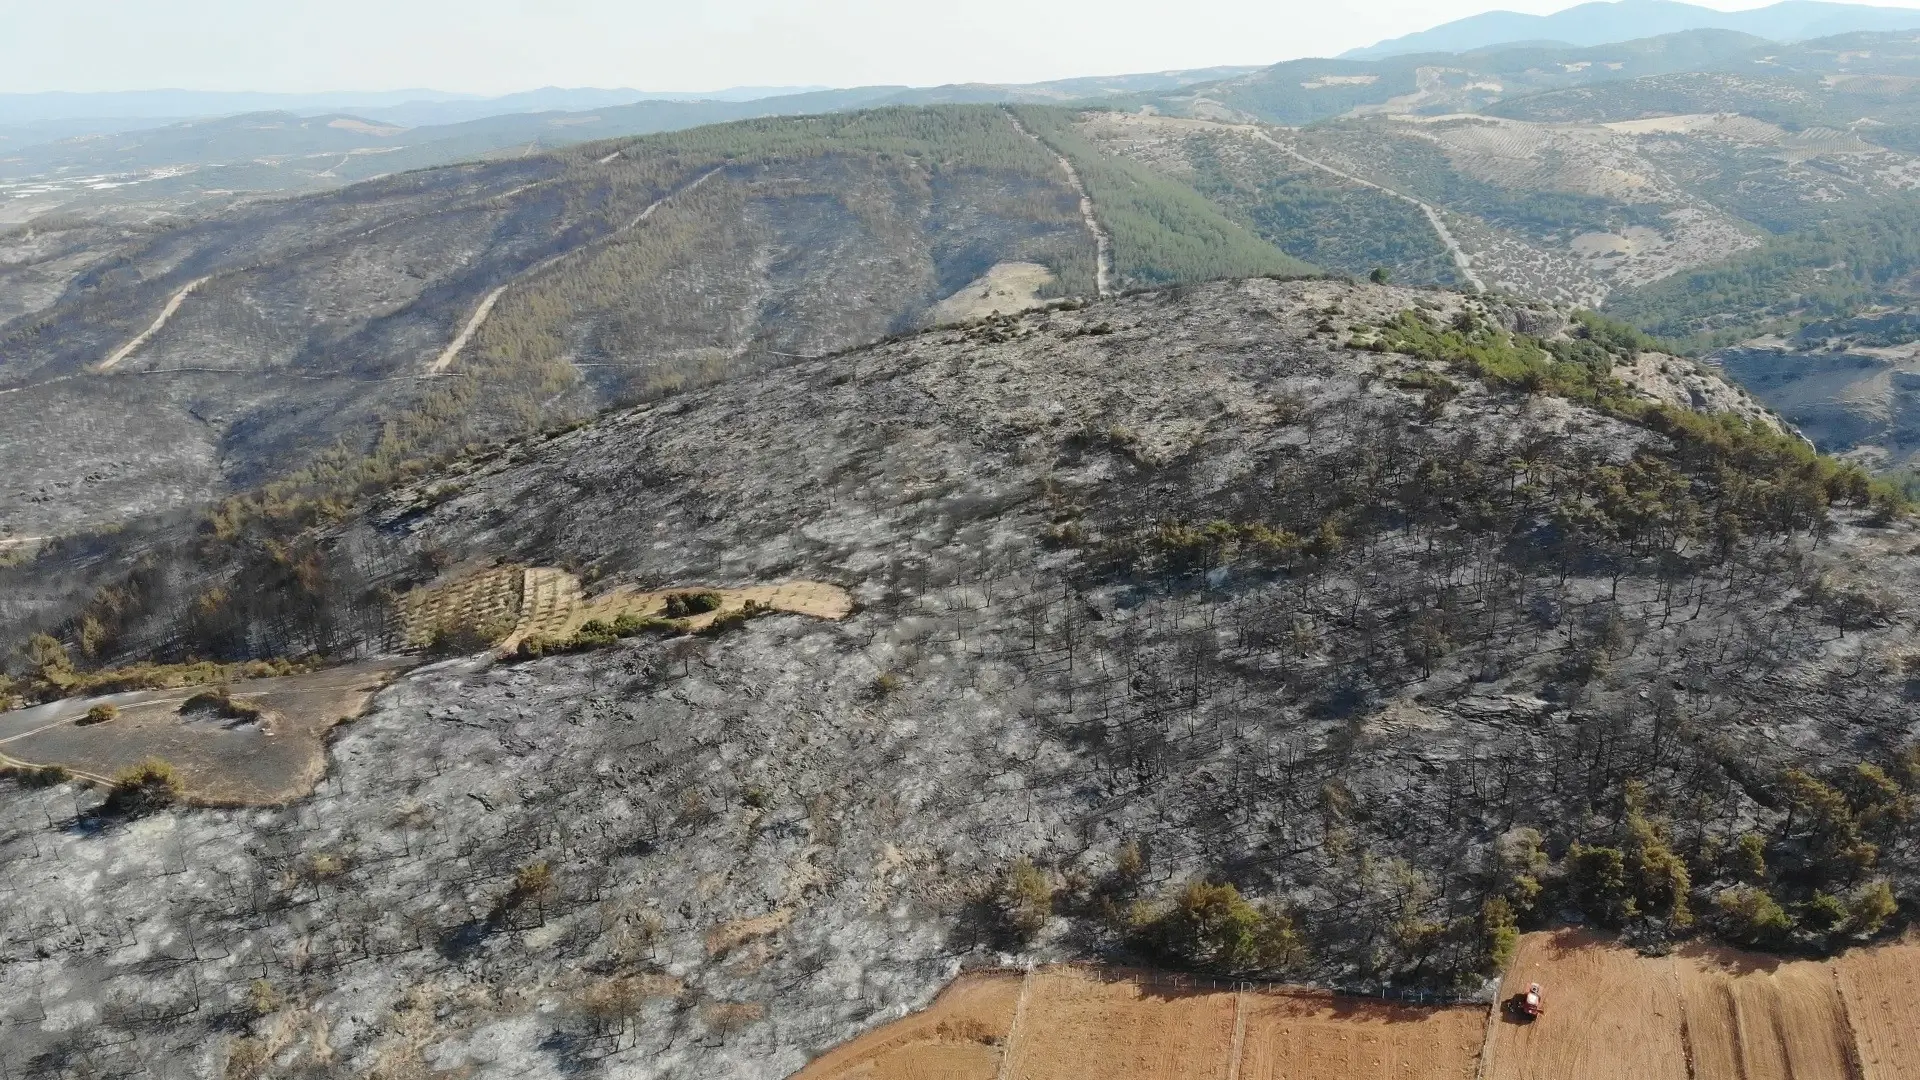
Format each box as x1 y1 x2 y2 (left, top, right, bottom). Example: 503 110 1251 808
428 167 724 374
1005 110 1113 298
1247 129 1485 292
97 275 210 370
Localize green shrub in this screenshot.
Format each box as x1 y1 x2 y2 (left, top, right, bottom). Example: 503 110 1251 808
80 703 119 726
663 591 724 618
995 857 1055 944
1567 843 1636 926
1715 885 1792 945
1481 896 1520 974
181 687 263 722
1624 781 1693 927
1495 827 1547 913
104 758 183 816
1848 880 1898 936
1143 881 1305 974
1730 833 1769 883
697 601 768 638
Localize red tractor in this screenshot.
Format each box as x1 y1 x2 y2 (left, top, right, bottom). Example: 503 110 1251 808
1514 982 1545 1021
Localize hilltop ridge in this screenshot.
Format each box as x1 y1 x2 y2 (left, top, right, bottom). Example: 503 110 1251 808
1345 0 1920 59
4 278 1916 1075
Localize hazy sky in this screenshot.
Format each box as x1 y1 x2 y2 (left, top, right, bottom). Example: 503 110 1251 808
4 0 1916 95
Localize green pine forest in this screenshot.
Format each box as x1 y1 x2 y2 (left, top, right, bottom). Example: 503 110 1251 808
1605 198 1920 352
1008 106 1317 287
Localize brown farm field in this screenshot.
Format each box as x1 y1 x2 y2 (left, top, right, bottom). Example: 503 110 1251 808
997 967 1240 1080
1235 991 1484 1080
798 966 1482 1080
802 938 1920 1080
1487 930 1690 1080
1836 937 1920 1079
1673 944 1855 1080
793 973 1022 1080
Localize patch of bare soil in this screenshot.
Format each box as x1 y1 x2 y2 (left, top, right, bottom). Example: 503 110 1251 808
997 967 1239 1080
932 262 1058 324
402 565 855 653
0 660 410 804
794 972 1021 1079
1486 930 1689 1080
1673 944 1854 1080
1236 992 1483 1080
1835 934 1920 1079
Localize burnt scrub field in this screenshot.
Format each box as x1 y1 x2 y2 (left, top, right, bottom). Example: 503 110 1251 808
2 279 1920 1077
0 106 1110 539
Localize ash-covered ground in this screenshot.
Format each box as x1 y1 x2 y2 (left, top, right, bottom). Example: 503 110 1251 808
3 279 1917 1078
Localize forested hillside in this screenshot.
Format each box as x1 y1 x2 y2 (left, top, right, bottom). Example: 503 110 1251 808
1008 107 1313 286
1607 200 1920 348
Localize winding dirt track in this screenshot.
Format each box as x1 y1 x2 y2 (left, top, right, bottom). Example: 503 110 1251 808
1246 129 1486 292
1005 110 1112 298
97 275 210 370
427 166 724 374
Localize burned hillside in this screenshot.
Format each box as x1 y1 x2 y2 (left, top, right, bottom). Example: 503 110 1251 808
2 278 1918 1078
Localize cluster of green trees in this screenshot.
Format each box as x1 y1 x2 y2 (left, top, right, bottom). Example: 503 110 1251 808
1009 107 1316 287
991 772 1911 985
1530 765 1905 949
1607 197 1920 349
990 852 1309 976
1176 134 1459 286
1370 305 1891 536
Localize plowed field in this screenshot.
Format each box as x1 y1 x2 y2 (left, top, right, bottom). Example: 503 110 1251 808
1674 945 1854 1080
998 968 1238 1080
1487 930 1689 1080
1836 937 1920 1079
799 938 1920 1080
799 967 1483 1080
1236 992 1483 1080
794 973 1021 1079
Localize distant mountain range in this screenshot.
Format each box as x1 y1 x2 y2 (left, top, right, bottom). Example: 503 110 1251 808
0 85 835 129
0 68 1265 197
1345 0 1920 59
